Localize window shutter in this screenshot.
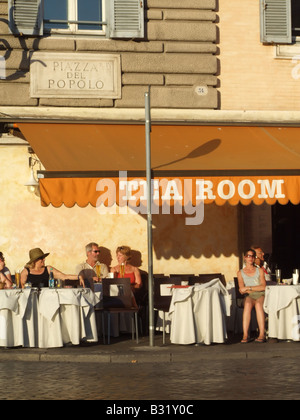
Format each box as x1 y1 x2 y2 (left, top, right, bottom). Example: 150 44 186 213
8 0 43 36
109 0 144 39
260 0 292 43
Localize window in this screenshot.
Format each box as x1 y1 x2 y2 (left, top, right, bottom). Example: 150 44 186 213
44 0 105 34
260 0 300 44
8 0 144 39
291 0 300 38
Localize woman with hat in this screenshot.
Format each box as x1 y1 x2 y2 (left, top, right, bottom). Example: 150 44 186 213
20 248 84 289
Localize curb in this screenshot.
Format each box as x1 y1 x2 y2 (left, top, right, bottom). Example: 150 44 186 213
1 343 299 364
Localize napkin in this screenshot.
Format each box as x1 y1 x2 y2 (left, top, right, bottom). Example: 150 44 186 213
0 290 21 314
38 289 60 321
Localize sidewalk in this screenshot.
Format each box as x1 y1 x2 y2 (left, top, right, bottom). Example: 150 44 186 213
1 333 299 364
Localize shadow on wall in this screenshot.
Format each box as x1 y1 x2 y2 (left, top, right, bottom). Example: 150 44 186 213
99 246 144 270
99 203 239 264
151 202 239 260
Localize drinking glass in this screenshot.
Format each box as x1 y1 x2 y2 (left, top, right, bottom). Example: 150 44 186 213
293 269 299 285
275 269 281 284
15 270 20 288
56 279 62 288
95 265 102 282
120 263 125 278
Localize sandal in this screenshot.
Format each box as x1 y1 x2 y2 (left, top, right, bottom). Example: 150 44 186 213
255 338 266 343
241 337 250 343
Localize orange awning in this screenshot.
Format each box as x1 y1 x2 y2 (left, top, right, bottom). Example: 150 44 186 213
39 175 300 207
17 123 300 207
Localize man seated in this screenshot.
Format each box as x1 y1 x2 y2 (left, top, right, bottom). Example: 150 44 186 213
251 245 271 281
76 242 109 291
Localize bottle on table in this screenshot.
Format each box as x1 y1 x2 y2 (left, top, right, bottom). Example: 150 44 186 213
49 268 55 288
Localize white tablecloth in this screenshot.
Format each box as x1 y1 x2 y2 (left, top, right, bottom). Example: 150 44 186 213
264 285 300 341
169 279 230 345
0 289 38 348
38 288 99 348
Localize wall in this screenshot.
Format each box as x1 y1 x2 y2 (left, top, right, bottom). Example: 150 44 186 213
0 0 252 283
0 140 239 282
0 0 218 110
218 0 300 110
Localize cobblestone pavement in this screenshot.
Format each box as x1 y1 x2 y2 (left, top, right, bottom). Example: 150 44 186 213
1 357 299 401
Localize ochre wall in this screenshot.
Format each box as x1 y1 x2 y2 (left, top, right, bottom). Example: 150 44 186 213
218 0 300 110
0 144 239 283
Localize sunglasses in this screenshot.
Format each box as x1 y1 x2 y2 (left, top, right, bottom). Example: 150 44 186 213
92 250 100 254
245 254 255 258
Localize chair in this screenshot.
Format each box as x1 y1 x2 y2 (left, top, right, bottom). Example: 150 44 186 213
233 277 266 337
189 273 226 286
153 276 181 344
233 277 245 334
101 277 139 345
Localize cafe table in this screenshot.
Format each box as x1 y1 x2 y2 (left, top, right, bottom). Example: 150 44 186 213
263 284 300 341
168 278 230 345
38 287 99 348
0 288 38 348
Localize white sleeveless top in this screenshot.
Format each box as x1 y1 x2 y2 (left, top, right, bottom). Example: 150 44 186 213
241 267 260 287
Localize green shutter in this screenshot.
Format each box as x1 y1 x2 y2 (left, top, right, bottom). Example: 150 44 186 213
109 0 144 39
8 0 43 36
260 0 292 43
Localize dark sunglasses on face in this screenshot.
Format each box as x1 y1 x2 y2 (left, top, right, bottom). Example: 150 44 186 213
92 250 100 254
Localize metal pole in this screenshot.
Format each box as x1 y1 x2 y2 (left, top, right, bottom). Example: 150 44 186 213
145 91 154 347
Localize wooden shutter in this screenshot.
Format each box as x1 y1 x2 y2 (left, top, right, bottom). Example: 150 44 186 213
260 0 292 43
8 0 43 36
109 0 144 39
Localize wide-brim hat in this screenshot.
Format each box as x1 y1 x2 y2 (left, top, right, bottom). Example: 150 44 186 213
27 248 50 265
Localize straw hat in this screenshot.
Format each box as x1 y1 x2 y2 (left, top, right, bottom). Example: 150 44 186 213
27 248 49 265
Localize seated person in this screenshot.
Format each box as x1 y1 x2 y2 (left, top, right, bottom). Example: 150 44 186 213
251 245 271 281
75 242 109 291
0 252 12 289
20 248 84 289
110 246 142 292
237 248 266 343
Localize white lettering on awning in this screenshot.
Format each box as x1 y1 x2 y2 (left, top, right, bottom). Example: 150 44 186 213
217 180 235 200
257 179 285 199
238 180 256 199
95 173 287 225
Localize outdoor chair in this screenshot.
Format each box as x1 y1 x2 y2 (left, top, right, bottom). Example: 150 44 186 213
153 276 181 344
101 277 139 345
189 273 226 286
233 277 260 336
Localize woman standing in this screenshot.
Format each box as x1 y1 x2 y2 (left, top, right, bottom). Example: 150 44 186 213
20 248 84 289
237 248 266 343
110 246 142 291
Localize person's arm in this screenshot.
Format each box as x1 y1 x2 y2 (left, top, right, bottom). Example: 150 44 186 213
110 265 119 274
4 269 12 284
101 264 109 278
250 268 266 292
20 268 28 288
239 268 266 294
0 271 12 289
237 270 248 294
49 266 85 287
132 267 142 289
